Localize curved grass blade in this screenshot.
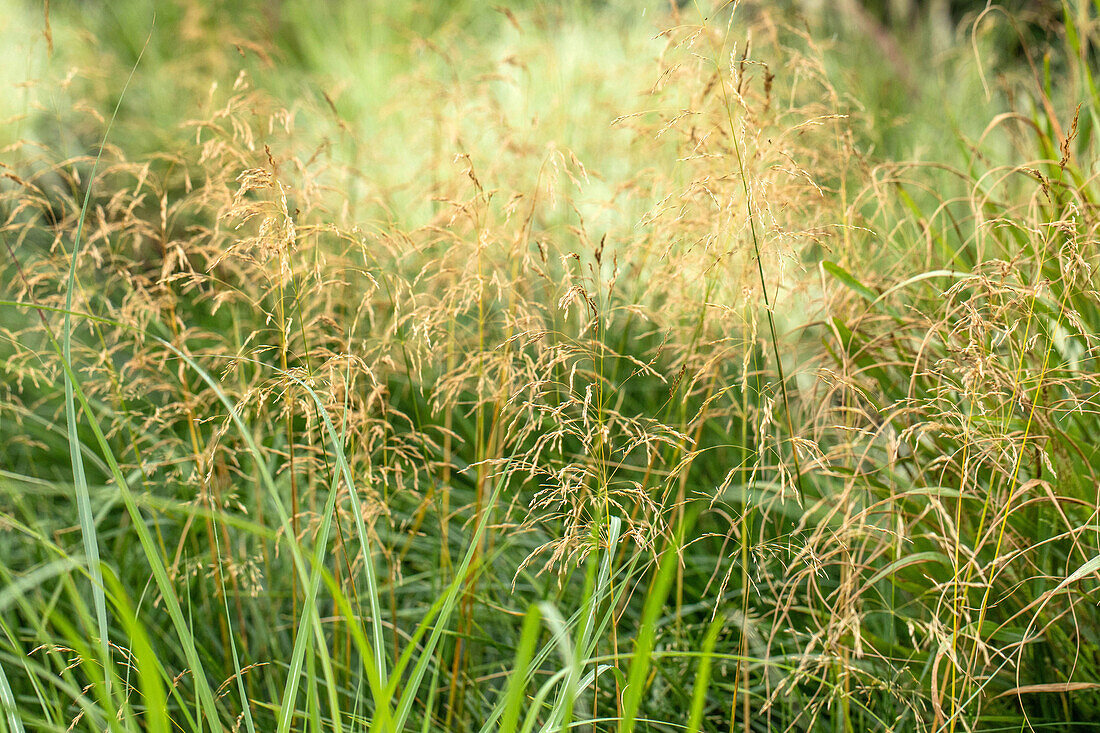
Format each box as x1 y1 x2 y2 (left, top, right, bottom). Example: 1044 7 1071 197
0 654 26 733
60 20 154 703
499 605 543 733
686 614 724 733
102 568 168 733
1 298 380 730
620 534 682 733
25 314 224 728
389 478 506 732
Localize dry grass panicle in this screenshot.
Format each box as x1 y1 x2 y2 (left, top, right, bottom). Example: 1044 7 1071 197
6 1 1099 730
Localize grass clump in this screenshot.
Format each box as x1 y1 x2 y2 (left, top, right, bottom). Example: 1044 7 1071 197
2 1 1100 731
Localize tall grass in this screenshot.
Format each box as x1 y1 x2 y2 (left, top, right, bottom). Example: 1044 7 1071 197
2 1 1099 731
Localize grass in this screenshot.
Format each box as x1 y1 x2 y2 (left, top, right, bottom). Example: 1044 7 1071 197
2 0 1100 731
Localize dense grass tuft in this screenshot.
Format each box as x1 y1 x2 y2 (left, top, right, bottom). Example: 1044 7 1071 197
2 1 1099 731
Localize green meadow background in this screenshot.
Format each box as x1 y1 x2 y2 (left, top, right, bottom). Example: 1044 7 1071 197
3 1 1100 731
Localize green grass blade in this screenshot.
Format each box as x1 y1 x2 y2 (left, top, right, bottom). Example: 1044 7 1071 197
56 15 153 711
318 569 391 730
620 534 681 733
390 479 505 732
686 614 723 733
822 260 878 303
276 467 346 733
209 521 258 733
498 605 543 733
0 654 26 733
102 568 168 733
38 322 226 729
1 299 369 730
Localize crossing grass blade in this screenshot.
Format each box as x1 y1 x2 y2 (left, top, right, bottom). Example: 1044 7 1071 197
102 567 168 733
685 613 724 733
0 653 26 733
59 18 152 706
498 605 543 733
389 478 507 733
2 300 378 731
35 316 223 728
620 532 682 733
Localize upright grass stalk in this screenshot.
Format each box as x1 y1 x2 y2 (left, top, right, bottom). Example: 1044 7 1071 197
18 302 224 727
0 649 26 733
701 4 806 507
59 19 152 709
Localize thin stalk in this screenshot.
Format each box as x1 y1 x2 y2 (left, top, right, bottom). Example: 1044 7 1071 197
705 9 806 505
